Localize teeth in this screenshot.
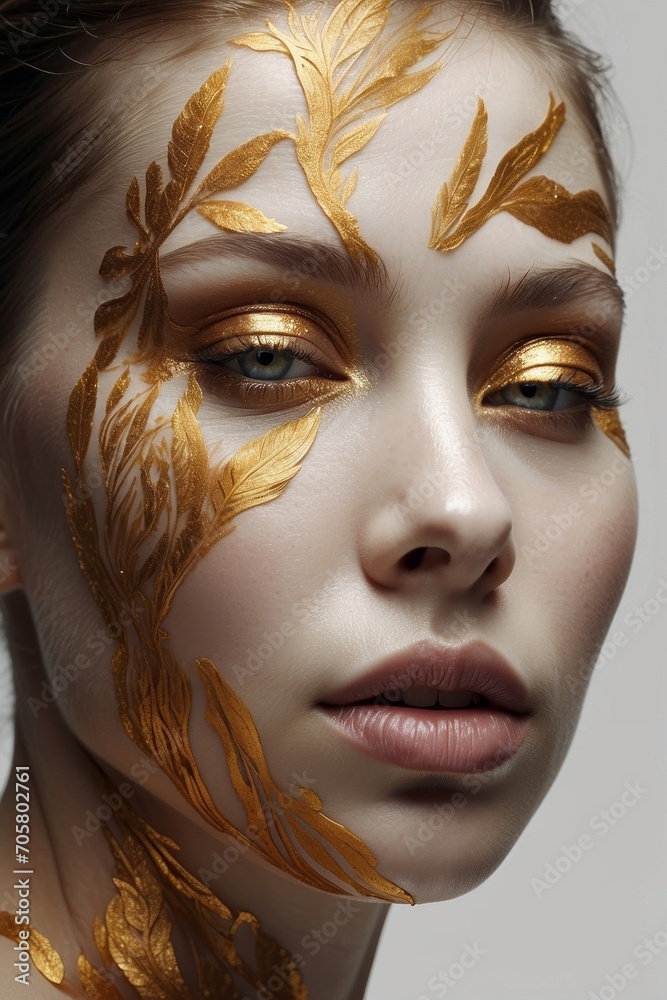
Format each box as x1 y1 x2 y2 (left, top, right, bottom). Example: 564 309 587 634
437 690 474 708
382 689 403 702
401 687 439 708
378 688 482 708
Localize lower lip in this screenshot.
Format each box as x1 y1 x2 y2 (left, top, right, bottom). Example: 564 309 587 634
320 705 528 773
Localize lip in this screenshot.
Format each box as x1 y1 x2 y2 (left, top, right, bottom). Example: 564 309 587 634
318 639 531 774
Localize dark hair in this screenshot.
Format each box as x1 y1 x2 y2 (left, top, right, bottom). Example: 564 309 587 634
0 0 621 366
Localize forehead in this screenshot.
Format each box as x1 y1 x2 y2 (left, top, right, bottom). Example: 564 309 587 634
95 3 609 280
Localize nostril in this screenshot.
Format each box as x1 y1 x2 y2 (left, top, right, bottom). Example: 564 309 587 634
402 547 427 570
483 557 498 576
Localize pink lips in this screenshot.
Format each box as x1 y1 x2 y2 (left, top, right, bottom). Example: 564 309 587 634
318 639 530 774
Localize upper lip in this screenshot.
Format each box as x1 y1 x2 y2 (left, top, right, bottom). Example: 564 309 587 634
319 639 531 714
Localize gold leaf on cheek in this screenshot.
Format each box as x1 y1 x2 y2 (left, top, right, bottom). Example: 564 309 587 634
214 406 322 525
501 176 613 245
196 199 287 234
592 408 630 457
196 658 414 904
171 375 208 517
67 360 98 474
166 61 230 205
93 285 144 371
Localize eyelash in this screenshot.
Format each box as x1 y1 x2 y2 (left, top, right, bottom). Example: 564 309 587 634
191 331 625 434
490 375 625 434
193 334 341 405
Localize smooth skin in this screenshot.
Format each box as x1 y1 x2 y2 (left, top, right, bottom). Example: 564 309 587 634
0 6 637 998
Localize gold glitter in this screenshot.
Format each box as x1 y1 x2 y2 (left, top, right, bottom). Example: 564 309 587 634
0 912 65 985
233 0 452 266
50 42 412 1000
592 242 616 276
429 93 614 253
479 337 604 398
591 408 630 457
479 337 629 455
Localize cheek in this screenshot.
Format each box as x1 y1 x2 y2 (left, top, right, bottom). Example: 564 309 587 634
514 446 637 708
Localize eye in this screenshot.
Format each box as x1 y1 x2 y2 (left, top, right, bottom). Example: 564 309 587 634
198 337 334 383
174 304 358 408
485 379 592 411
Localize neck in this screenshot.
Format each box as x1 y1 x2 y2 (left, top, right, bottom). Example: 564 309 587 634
0 591 390 999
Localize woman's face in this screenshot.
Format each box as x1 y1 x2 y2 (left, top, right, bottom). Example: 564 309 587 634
3 4 637 904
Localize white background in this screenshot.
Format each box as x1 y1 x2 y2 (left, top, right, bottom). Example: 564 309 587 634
1 1 665 997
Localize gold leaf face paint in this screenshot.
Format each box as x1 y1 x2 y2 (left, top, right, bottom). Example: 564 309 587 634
232 0 452 267
429 93 614 257
479 337 630 456
44 39 411 1000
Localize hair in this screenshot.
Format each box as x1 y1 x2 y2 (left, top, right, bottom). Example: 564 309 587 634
0 0 621 371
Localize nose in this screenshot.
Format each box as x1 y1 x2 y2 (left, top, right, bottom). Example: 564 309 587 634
358 395 515 599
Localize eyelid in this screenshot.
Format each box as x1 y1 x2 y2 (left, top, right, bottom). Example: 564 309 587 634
183 303 351 360
478 338 605 398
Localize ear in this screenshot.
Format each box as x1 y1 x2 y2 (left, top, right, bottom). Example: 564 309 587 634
0 522 22 595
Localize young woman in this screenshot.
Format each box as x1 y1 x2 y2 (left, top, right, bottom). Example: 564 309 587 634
0 0 638 996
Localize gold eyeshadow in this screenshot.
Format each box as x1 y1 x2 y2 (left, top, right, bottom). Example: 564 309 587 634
478 337 604 400
184 302 351 359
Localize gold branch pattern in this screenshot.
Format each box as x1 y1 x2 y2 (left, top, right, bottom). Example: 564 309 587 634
31 34 414 1000
429 93 614 261
233 0 452 266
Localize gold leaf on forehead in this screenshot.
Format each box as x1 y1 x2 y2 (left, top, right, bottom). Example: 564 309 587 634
125 175 145 237
78 953 125 999
145 161 170 235
99 245 142 280
196 199 287 234
592 241 616 275
330 113 387 168
325 0 389 68
431 96 487 239
429 92 615 253
338 165 358 206
67 360 98 474
230 30 289 53
502 176 613 245
166 61 230 205
233 0 450 266
196 130 291 199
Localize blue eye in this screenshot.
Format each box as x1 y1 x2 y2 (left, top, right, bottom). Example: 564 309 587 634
491 381 588 411
222 345 321 382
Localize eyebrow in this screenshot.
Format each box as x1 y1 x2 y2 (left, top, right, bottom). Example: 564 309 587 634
489 263 625 320
159 232 390 297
